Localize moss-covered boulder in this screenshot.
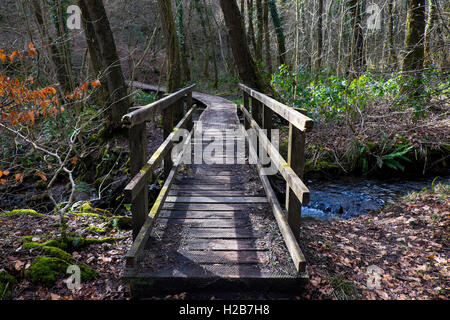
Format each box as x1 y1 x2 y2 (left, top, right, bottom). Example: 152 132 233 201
1 209 44 217
23 236 120 252
25 257 97 287
84 226 106 234
0 271 17 300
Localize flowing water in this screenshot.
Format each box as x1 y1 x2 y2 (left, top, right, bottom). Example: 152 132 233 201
301 174 449 220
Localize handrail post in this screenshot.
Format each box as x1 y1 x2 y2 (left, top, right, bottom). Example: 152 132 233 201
129 123 148 240
163 105 174 176
243 91 250 130
285 123 306 242
251 97 262 157
186 91 194 130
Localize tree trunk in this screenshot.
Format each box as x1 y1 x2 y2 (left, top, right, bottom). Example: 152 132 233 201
176 0 191 82
263 0 272 74
316 0 323 70
423 0 436 67
219 0 269 92
268 0 286 66
246 0 257 54
402 0 426 75
386 0 396 69
401 0 426 92
348 0 365 78
32 0 71 94
78 0 131 133
203 0 219 88
255 0 263 62
157 0 182 93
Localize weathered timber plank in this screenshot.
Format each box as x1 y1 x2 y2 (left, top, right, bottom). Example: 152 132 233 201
170 184 233 190
177 250 268 264
162 203 266 211
157 218 250 228
186 239 267 251
159 210 247 219
165 196 268 204
182 228 258 239
168 190 254 197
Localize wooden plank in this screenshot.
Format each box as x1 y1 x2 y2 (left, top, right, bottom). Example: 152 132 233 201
177 250 268 264
159 210 247 219
157 218 250 228
170 184 233 190
165 196 268 204
122 84 196 127
124 107 195 202
162 203 266 211
174 176 232 184
239 83 314 132
183 228 258 239
168 190 253 196
186 239 267 251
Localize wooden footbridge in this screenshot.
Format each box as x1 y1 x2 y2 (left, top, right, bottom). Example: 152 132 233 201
122 82 313 297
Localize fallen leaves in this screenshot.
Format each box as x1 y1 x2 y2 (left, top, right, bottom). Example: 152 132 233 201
299 184 449 300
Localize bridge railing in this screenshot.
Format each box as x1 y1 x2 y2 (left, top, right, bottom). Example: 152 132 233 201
238 83 314 242
122 84 196 241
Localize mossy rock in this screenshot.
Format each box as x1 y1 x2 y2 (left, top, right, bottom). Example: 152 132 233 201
0 271 17 300
1 209 44 217
23 236 120 252
25 257 97 287
84 226 106 234
41 246 73 261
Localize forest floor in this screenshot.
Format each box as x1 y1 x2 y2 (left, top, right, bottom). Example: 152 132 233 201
1 183 447 300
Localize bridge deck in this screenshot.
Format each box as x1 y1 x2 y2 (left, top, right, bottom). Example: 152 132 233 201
124 87 307 296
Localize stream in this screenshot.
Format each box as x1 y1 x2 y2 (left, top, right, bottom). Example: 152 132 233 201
300 173 449 220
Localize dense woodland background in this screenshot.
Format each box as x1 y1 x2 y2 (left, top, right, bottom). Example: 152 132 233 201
0 0 448 300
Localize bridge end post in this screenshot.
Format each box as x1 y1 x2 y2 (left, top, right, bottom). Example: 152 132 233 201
285 124 306 242
129 123 148 240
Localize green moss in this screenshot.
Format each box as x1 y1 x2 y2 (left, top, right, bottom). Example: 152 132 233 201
0 271 17 300
23 236 120 252
41 246 73 261
25 257 97 286
84 226 106 234
25 257 68 286
1 209 44 217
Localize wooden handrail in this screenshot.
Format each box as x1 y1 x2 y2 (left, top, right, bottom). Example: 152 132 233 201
239 105 310 204
123 84 196 239
122 84 196 127
239 83 314 132
239 84 313 242
124 106 195 202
